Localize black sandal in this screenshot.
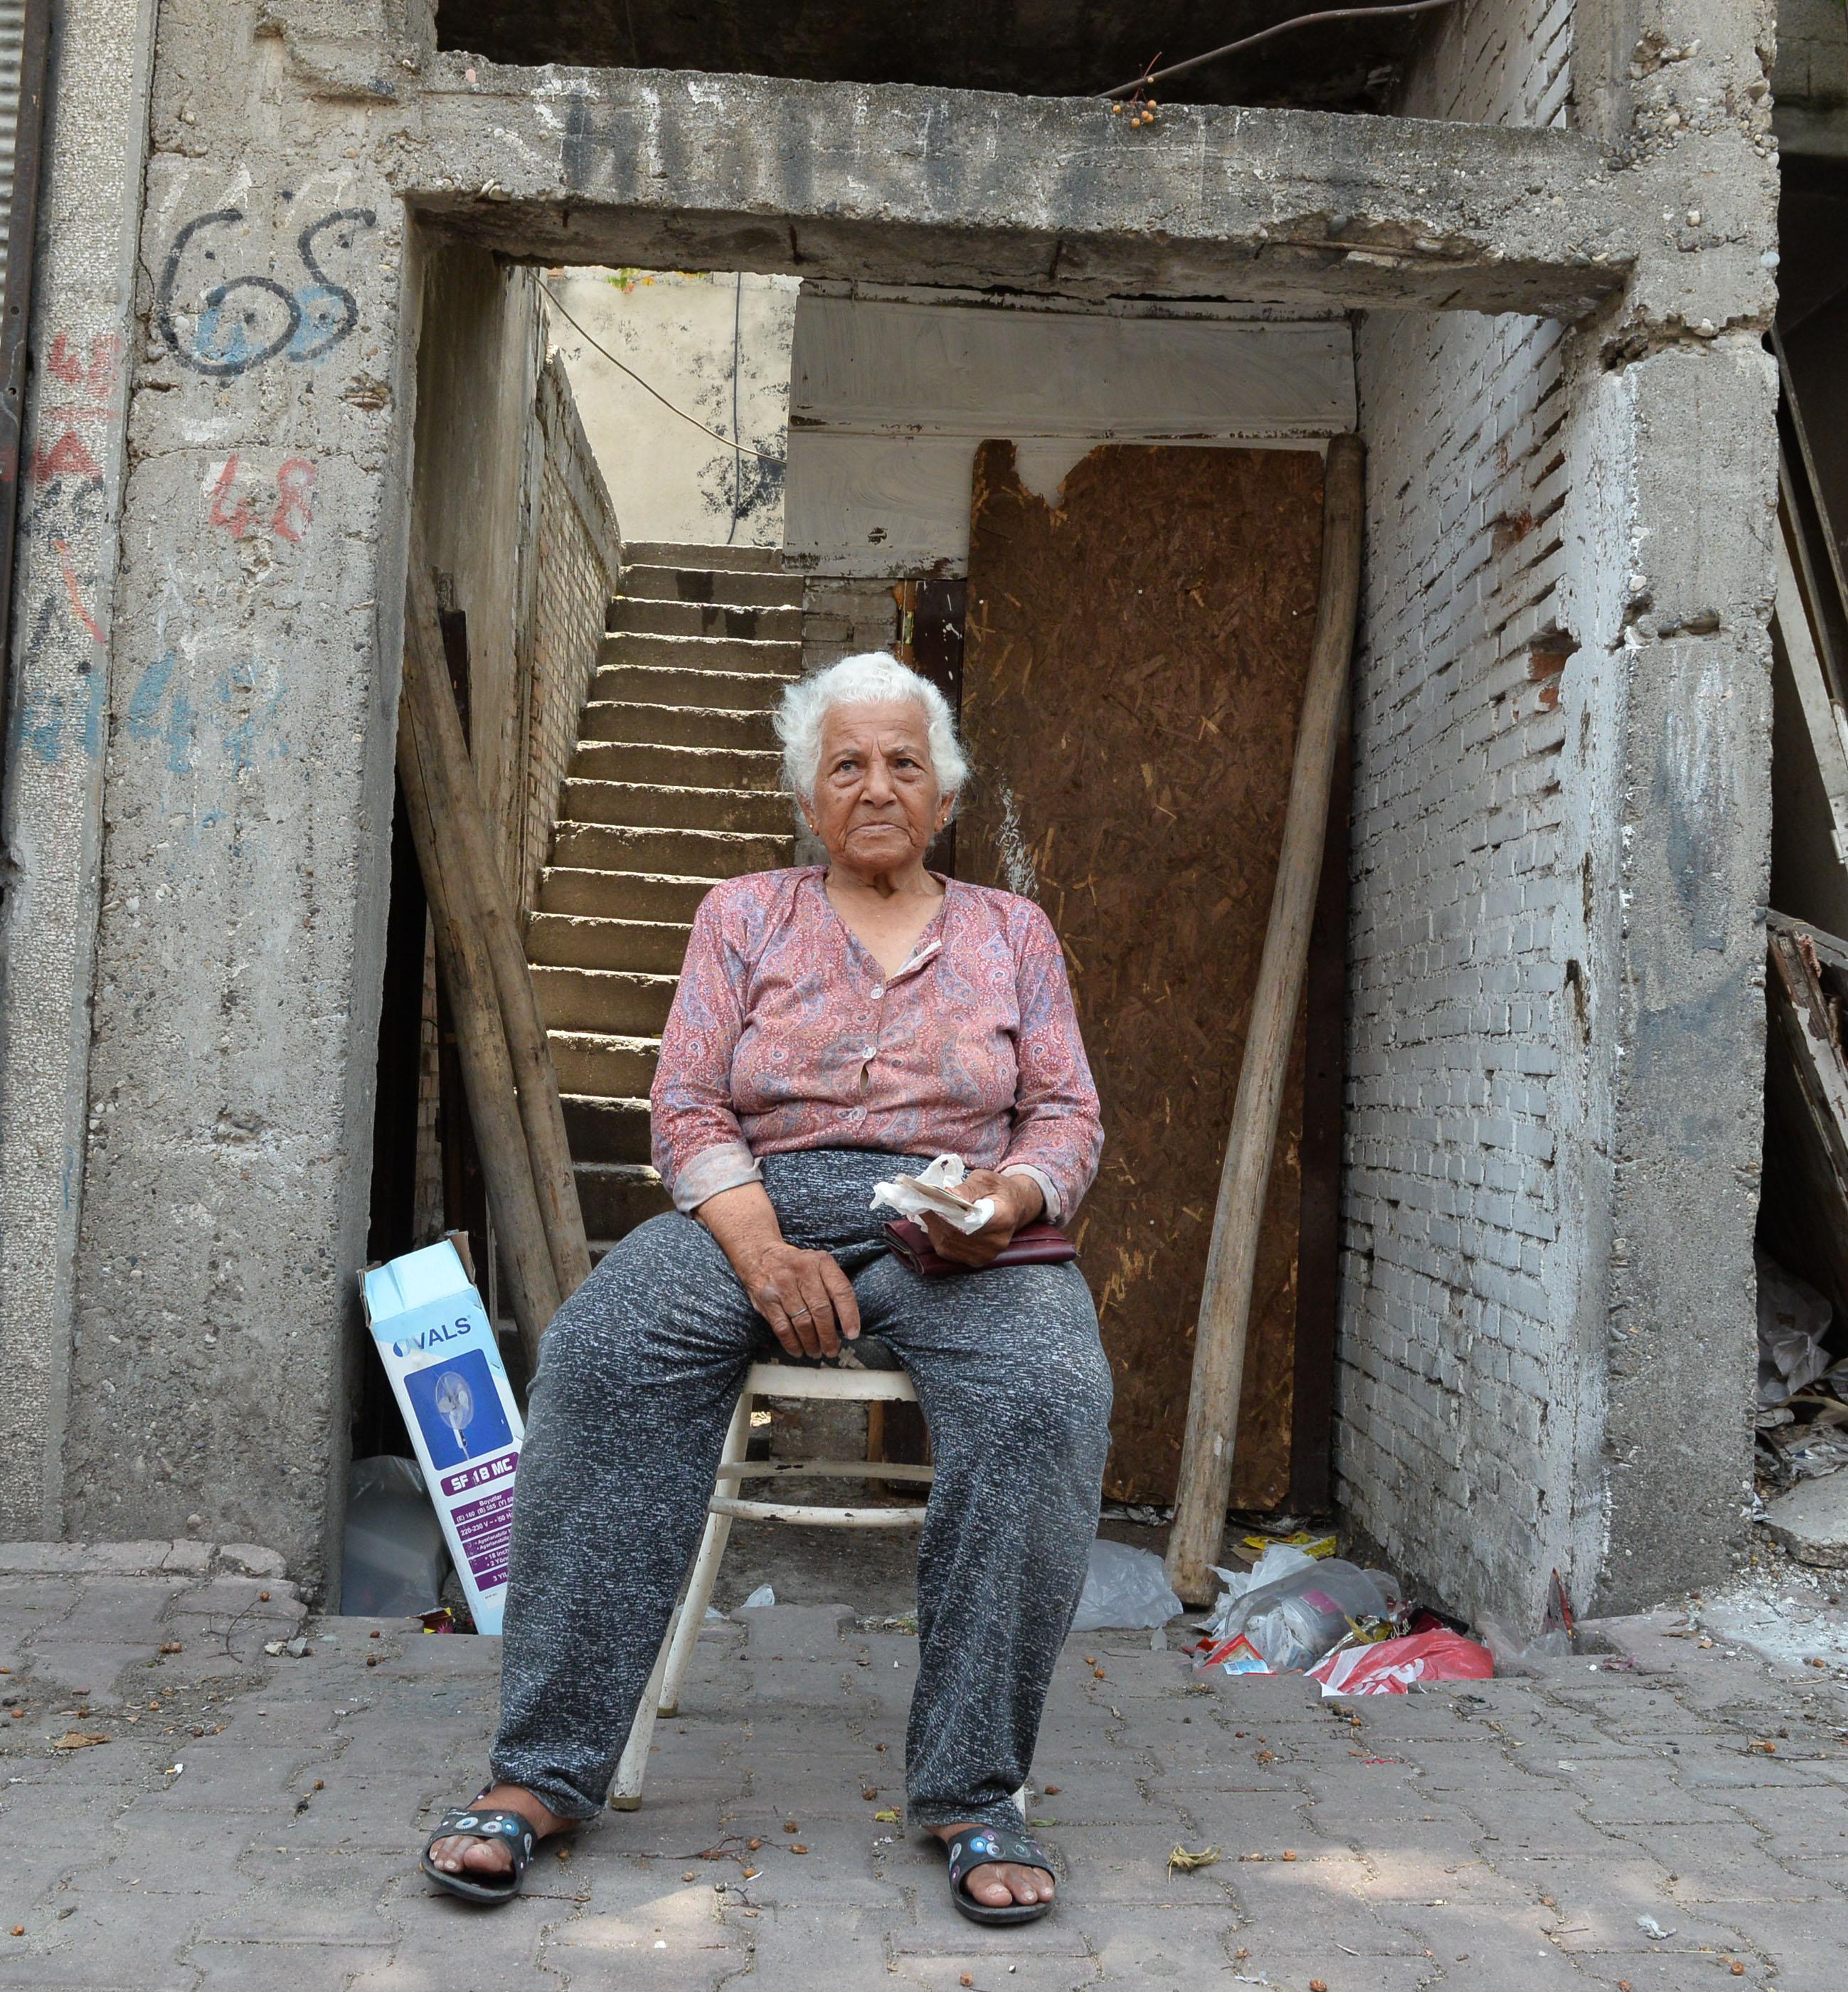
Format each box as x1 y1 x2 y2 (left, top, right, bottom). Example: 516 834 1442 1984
420 1798 543 1906
945 1826 1059 1925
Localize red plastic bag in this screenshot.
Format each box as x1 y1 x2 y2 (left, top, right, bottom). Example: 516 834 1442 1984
1308 1628 1493 1696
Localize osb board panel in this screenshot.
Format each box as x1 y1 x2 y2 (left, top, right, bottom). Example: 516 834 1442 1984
959 440 1325 1508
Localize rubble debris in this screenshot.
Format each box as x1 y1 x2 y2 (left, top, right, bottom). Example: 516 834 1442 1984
1763 1471 1848 1567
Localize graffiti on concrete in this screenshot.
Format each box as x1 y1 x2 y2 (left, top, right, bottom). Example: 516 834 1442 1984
9 333 123 765
156 206 377 378
205 453 317 543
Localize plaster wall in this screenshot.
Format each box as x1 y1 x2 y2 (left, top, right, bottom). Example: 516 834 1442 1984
546 268 795 552
1338 0 1778 1621
0 0 159 1537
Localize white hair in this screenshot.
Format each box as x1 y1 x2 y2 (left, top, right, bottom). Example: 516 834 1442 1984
775 651 970 809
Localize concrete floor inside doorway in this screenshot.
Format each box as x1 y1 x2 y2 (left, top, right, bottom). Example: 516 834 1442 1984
5 1532 1848 1991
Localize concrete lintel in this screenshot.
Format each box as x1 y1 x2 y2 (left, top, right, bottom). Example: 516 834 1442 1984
400 59 1632 320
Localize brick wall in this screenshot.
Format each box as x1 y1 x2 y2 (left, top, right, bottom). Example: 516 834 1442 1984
517 354 622 911
1337 0 1588 1618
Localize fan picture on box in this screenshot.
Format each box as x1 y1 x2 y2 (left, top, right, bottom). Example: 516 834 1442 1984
403 1348 516 1469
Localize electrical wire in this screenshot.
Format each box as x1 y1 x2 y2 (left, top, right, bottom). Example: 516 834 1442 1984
539 280 787 465
1100 0 1460 99
726 271 744 544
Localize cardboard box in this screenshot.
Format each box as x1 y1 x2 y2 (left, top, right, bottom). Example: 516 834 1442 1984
360 1239 526 1633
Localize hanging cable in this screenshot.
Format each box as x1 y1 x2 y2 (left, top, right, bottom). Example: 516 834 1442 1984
1100 0 1459 100
726 271 745 544
539 280 787 465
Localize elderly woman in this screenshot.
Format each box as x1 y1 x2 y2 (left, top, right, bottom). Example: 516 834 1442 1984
423 652 1110 1924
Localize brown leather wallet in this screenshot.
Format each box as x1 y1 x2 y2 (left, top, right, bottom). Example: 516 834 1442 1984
882 1217 1078 1278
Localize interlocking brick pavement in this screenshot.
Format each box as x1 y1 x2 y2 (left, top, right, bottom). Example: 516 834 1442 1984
4 1542 1848 1989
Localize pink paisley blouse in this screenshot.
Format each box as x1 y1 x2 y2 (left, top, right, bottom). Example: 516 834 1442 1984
650 867 1103 1222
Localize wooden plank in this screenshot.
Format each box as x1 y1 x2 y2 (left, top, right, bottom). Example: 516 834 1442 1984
958 439 1328 1508
1768 521 1848 888
1762 923 1848 1330
790 297 1355 438
1167 434 1364 1602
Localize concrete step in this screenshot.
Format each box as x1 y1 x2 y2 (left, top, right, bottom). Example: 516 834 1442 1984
533 964 677 1036
570 740 784 791
562 1093 652 1165
600 631 803 676
529 913 694 976
620 564 804 610
590 663 794 711
626 540 787 573
578 700 780 751
536 867 716 924
549 822 794 876
609 596 802 642
560 778 791 835
576 1160 673 1241
548 1029 660 1098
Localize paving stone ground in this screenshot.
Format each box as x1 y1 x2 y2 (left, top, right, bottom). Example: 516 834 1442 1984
4 1542 1848 1991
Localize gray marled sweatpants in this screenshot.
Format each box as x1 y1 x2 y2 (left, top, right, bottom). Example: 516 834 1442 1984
490 1148 1112 1831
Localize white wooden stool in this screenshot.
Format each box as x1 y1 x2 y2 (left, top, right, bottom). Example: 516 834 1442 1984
612 1357 930 1808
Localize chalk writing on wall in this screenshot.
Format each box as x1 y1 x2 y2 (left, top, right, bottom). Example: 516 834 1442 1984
156 207 377 378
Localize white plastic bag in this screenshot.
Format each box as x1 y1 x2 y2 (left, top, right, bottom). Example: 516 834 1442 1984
869 1154 994 1236
341 1455 449 1616
1071 1537 1184 1632
1204 1547 1398 1672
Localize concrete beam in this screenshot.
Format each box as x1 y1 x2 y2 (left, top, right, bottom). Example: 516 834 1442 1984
400 59 1634 319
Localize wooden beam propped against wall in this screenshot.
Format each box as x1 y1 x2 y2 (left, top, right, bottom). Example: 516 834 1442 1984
1165 433 1366 1605
397 529 593 1377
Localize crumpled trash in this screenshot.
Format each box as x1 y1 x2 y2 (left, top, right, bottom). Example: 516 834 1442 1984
869 1154 994 1236
1309 1628 1493 1696
740 1584 776 1609
1758 1250 1833 1408
1071 1537 1184 1632
1201 1545 1399 1673
262 1636 311 1658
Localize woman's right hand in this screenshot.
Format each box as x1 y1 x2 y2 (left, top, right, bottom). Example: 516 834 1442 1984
741 1241 861 1358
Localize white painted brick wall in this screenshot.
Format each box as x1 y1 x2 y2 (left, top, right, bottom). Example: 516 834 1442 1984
1336 0 1585 1615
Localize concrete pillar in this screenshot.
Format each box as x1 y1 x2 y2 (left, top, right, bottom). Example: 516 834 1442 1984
58 1 420 1592
0 0 160 1539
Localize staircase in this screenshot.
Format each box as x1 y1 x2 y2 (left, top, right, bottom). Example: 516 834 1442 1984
528 541 804 1259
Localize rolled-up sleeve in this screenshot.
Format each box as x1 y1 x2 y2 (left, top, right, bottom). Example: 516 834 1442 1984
1000 907 1103 1222
650 893 762 1213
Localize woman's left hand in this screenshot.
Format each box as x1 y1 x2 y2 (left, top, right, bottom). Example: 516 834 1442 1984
920 1169 1045 1268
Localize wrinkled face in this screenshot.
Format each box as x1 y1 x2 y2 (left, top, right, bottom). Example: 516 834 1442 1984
804 698 952 878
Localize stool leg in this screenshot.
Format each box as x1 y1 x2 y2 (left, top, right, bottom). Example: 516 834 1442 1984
660 1391 751 1717
609 1634 669 1811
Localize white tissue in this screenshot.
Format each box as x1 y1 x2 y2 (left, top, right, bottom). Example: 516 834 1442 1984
869 1153 994 1236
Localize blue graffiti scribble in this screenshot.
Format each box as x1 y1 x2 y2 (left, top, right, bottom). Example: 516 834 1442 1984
288 286 349 363
216 661 287 774
14 669 106 766
124 651 197 773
